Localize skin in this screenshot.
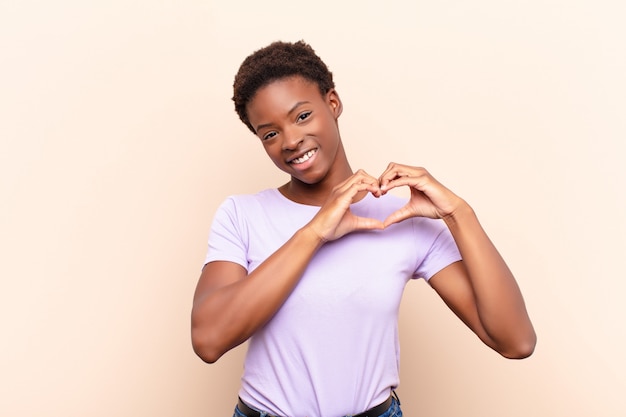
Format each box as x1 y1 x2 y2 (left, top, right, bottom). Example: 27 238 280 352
191 76 536 364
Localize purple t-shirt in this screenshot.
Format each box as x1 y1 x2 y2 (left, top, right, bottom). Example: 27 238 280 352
205 189 461 417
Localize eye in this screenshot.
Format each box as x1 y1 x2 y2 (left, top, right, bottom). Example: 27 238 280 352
297 111 312 123
262 131 277 141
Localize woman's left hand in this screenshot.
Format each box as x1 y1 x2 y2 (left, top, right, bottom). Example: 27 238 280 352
378 162 466 226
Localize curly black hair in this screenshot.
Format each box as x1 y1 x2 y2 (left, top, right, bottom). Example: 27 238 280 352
232 40 335 133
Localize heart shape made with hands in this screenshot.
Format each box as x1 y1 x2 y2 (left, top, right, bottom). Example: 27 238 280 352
360 163 462 226
320 164 460 242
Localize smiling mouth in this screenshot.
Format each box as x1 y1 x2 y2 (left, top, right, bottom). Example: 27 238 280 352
290 149 317 165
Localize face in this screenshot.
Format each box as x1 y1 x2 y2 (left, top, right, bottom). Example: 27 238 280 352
245 76 345 187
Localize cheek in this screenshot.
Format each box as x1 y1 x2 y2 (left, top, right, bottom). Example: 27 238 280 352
319 120 340 145
263 144 284 165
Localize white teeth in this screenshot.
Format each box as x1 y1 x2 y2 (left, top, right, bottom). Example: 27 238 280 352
291 149 316 164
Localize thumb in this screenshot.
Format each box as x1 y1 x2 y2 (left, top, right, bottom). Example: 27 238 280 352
383 207 413 228
352 215 385 232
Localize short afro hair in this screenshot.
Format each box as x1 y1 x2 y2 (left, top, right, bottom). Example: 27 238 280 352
233 40 335 133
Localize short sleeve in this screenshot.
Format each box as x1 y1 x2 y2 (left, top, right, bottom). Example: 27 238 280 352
413 221 462 281
203 197 249 270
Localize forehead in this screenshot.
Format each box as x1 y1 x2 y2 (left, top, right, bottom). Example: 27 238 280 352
247 76 324 117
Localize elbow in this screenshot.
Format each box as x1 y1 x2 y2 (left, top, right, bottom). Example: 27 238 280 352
191 329 225 364
191 316 227 364
499 331 537 360
191 307 249 363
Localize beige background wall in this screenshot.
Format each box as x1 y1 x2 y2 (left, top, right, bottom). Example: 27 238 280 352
1 1 624 416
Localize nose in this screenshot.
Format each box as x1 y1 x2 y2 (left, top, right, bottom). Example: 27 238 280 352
281 127 304 151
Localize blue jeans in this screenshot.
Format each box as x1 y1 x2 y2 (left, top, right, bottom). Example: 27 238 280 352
233 395 403 417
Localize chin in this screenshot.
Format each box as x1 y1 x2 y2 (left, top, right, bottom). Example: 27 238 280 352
290 174 323 186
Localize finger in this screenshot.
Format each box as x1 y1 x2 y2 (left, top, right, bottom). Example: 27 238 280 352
353 169 383 193
383 174 431 192
324 184 381 220
335 169 382 198
379 163 425 191
382 206 415 228
352 215 385 231
378 162 402 190
348 180 383 198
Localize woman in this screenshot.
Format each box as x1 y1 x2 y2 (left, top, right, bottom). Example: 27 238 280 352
191 40 536 417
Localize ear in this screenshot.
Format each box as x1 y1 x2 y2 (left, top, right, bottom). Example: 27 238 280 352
326 89 343 118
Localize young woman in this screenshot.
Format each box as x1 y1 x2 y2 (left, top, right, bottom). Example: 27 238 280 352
191 40 536 417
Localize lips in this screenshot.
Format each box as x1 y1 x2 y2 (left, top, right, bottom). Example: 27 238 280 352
289 149 317 165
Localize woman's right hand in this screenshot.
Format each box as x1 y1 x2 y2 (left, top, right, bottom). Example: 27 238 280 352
192 171 384 363
306 169 385 242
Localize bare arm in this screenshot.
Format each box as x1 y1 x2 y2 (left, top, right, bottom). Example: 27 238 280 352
430 205 536 358
191 228 324 363
380 163 536 358
191 170 385 363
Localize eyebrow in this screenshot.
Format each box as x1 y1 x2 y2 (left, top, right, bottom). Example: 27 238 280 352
254 101 311 133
